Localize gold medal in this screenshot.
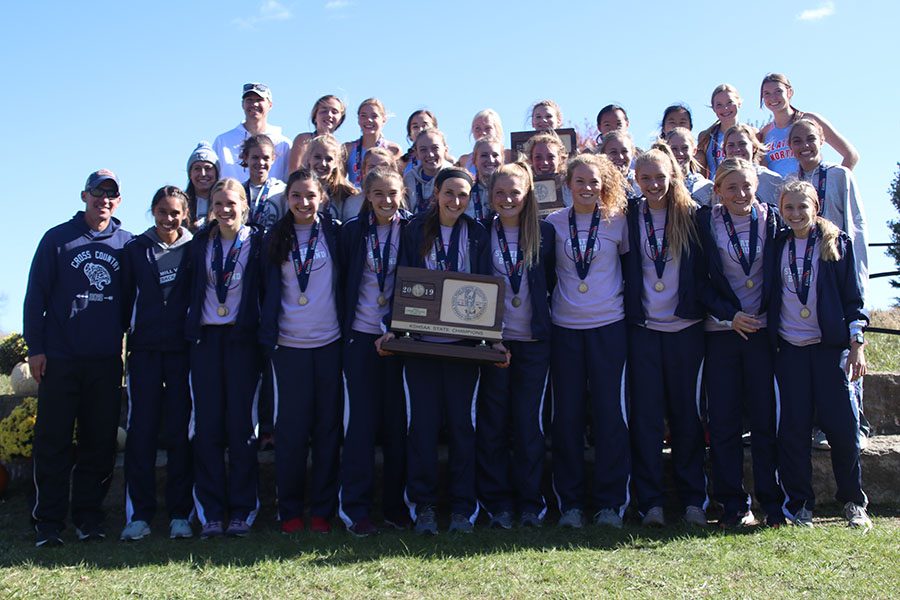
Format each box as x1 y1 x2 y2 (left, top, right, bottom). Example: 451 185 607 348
800 306 811 319
298 294 309 306
745 279 754 289
578 282 589 293
654 281 665 292
216 305 228 317
377 294 387 307
511 296 522 308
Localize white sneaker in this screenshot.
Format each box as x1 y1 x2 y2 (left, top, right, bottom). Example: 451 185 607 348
844 502 872 532
858 433 870 452
120 520 151 541
557 508 584 529
593 508 623 529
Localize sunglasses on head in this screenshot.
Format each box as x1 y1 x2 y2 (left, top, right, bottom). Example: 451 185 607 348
243 83 269 93
88 188 120 199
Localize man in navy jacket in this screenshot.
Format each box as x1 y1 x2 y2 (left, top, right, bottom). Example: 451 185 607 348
24 170 133 547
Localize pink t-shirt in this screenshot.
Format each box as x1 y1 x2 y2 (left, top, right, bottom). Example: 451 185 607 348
638 201 702 333
200 226 252 326
706 202 769 332
490 224 533 341
277 223 340 349
779 236 821 346
352 219 401 335
546 207 628 330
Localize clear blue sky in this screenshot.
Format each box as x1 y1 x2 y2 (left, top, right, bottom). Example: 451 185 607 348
2 0 899 333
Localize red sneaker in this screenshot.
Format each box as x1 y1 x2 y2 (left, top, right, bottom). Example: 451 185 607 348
310 516 331 534
281 517 304 534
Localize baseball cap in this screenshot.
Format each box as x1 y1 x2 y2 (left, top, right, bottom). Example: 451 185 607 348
84 169 120 192
242 82 272 102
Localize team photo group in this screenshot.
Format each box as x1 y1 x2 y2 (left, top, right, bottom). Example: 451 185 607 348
22 73 872 548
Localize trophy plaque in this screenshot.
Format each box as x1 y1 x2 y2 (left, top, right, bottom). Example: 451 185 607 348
381 266 507 364
534 175 566 216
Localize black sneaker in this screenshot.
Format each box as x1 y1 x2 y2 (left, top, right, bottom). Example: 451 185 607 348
35 525 64 548
76 523 107 542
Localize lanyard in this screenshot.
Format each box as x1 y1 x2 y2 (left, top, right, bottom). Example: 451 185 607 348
434 220 462 272
788 228 817 306
212 228 245 305
415 181 429 214
244 181 270 224
367 211 395 293
721 204 758 277
568 205 601 280
290 219 320 294
494 216 523 295
643 201 670 279
470 183 485 221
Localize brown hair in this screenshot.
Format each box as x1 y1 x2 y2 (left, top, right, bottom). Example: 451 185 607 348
361 166 407 215
723 124 767 164
664 127 704 175
310 94 346 132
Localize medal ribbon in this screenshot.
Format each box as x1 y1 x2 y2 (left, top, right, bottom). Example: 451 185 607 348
721 204 758 277
568 205 601 281
367 211 394 294
788 228 817 306
415 181 429 214
470 183 485 221
494 215 523 295
244 180 270 224
434 220 462 272
290 219 320 294
643 201 670 279
799 164 828 216
212 227 245 305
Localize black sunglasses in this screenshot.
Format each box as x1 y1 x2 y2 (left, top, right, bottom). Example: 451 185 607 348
88 188 120 199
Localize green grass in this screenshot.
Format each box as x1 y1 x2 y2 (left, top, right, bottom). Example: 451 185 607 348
867 308 900 373
1 484 898 599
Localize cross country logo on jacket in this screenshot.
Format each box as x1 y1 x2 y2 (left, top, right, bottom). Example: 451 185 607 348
83 262 112 291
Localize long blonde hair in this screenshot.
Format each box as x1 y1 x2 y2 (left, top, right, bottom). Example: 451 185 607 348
305 133 358 203
209 177 249 224
564 153 627 221
489 161 542 269
779 180 840 262
713 157 758 195
633 145 699 258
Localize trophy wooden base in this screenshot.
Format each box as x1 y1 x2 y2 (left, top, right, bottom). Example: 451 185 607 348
381 336 507 365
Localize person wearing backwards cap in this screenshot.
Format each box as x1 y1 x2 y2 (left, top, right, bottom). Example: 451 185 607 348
212 83 292 183
24 170 133 547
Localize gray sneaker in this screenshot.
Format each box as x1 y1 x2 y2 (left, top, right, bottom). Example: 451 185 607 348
169 518 193 539
448 513 474 534
415 505 438 536
683 505 707 527
641 506 666 527
791 507 814 527
558 508 584 529
489 511 514 530
844 502 872 532
593 508 623 529
120 520 151 541
520 512 543 528
812 429 831 451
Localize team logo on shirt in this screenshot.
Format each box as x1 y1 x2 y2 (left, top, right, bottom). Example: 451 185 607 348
451 285 488 321
564 229 601 262
83 262 112 291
